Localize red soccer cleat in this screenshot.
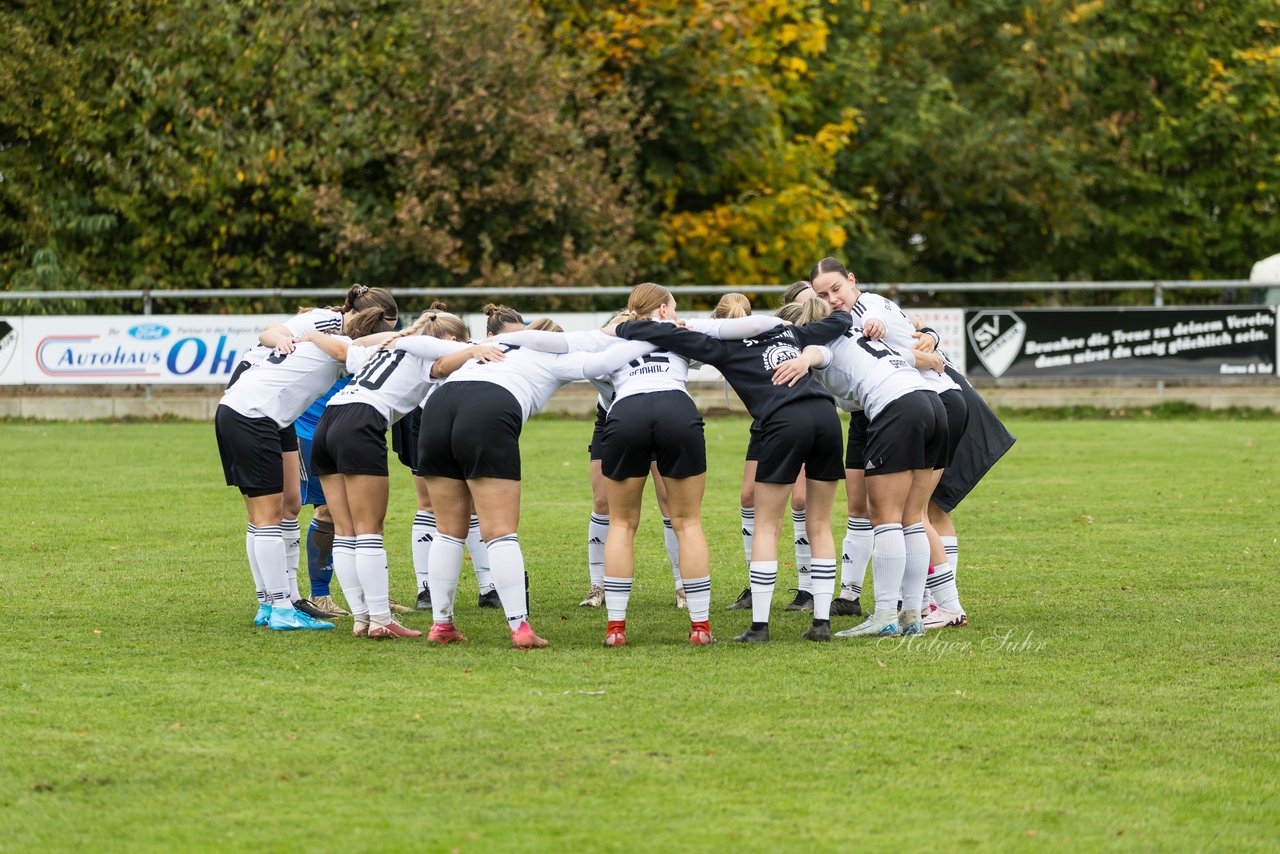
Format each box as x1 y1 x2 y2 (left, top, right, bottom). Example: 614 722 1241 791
510 621 549 649
604 620 627 647
427 623 469 644
689 621 716 646
368 619 423 639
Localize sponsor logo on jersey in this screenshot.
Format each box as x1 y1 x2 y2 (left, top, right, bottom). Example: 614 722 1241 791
967 310 1026 378
762 342 801 370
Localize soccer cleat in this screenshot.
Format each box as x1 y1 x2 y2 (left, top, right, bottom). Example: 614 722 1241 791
511 621 549 649
579 585 605 608
732 624 770 644
675 587 688 610
924 606 968 629
368 619 423 639
604 620 627 647
311 595 350 617
352 620 370 638
293 598 342 620
477 589 502 609
268 607 334 631
388 598 414 615
834 613 900 638
415 589 432 611
802 622 833 642
725 587 752 611
783 589 814 612
427 623 469 644
829 596 863 617
253 604 272 626
899 609 925 636
689 621 716 646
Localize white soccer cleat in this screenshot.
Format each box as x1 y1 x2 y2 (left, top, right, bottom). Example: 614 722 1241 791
834 612 900 638
924 606 968 629
579 585 605 607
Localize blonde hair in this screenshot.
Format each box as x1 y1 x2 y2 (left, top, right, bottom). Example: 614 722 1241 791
379 301 468 351
528 317 564 333
796 297 833 325
711 293 751 319
775 302 805 324
484 303 524 335
625 282 673 321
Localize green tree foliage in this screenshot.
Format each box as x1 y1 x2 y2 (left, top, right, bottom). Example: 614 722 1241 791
0 0 641 300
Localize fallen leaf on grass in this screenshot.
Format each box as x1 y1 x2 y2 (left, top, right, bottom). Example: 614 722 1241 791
168 722 183 730
876 659 887 669
1074 515 1093 524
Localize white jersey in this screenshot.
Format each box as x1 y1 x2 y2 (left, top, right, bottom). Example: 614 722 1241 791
853 293 958 394
284 308 344 337
813 330 930 421
219 337 372 428
530 328 691 405
328 337 476 427
442 338 656 423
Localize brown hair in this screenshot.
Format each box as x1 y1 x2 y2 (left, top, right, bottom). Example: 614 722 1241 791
710 293 751 319
484 303 525 336
808 257 849 282
625 282 673 321
783 280 813 304
379 301 468 351
528 317 565 333
345 306 395 339
308 284 398 324
797 296 833 325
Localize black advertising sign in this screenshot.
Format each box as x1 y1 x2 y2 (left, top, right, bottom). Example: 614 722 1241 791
964 307 1277 379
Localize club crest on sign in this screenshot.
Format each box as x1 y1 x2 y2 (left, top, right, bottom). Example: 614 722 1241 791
0 320 16 377
967 310 1025 378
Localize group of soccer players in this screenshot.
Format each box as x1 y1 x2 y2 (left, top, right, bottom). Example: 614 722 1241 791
214 262 1014 649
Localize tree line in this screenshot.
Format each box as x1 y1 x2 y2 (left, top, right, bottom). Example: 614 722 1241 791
2 0 1277 311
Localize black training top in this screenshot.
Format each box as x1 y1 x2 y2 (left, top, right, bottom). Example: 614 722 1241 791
615 311 853 425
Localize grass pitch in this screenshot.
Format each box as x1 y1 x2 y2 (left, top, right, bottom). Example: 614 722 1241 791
1 416 1278 851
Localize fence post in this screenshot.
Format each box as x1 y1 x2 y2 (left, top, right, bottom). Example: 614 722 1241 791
143 289 153 401
1153 281 1165 396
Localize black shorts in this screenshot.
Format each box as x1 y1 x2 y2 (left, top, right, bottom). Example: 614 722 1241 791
755 397 844 484
938 388 969 468
601 391 706 481
418 381 523 481
933 367 1016 511
310 403 390 478
844 410 871 470
587 402 608 462
864 390 947 477
278 424 298 454
392 405 423 473
744 422 762 462
215 404 286 497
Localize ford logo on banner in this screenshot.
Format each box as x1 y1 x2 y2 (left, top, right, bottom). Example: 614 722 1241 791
129 323 170 340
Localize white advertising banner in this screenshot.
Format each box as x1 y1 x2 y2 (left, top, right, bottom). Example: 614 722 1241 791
0 306 968 386
0 315 290 385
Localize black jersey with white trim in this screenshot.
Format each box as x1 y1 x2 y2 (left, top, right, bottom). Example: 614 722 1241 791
615 311 852 424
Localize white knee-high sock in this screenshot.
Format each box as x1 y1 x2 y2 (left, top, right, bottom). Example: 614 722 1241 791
841 517 873 598
427 532 465 623
486 534 530 631
749 560 777 624
246 525 267 604
871 524 905 617
355 534 390 624
588 513 609 587
683 575 711 622
412 510 436 594
604 575 633 621
254 525 291 611
901 523 929 614
662 516 682 590
810 558 836 620
331 536 364 616
467 516 494 594
740 507 755 570
792 509 811 592
281 518 301 600
938 535 963 612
